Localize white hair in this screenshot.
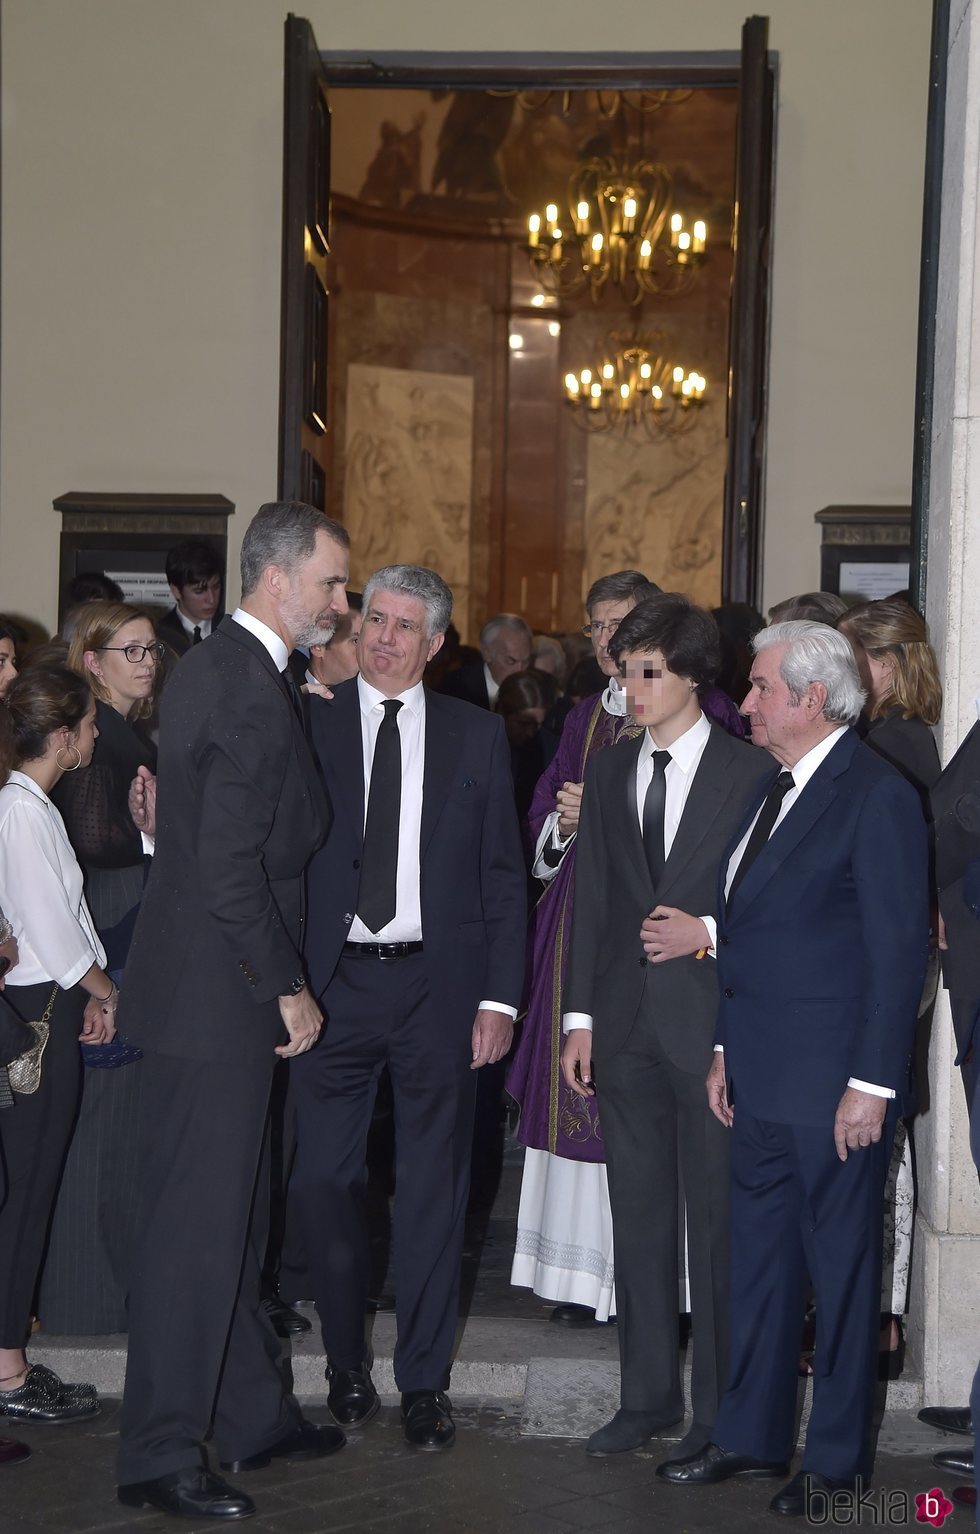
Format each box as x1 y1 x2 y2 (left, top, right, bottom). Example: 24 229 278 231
362 565 452 638
754 621 866 725
480 614 532 650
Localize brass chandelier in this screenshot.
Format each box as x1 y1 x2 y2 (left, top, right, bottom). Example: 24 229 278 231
563 334 707 439
525 157 706 305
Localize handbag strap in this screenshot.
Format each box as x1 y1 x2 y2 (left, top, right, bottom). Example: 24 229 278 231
37 985 59 1026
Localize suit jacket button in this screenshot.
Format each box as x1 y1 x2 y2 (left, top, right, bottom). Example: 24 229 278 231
353 859 360 870
639 956 647 968
720 936 730 946
724 987 734 999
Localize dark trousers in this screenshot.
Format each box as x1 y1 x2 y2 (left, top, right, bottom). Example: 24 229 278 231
290 953 477 1391
117 1051 296 1485
599 1025 730 1428
711 1106 894 1481
0 983 83 1347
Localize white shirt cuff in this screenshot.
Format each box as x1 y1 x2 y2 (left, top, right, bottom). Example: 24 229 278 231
847 1077 896 1099
713 1043 724 1053
531 810 575 882
699 915 717 956
140 832 155 856
479 1000 517 1020
562 1011 593 1034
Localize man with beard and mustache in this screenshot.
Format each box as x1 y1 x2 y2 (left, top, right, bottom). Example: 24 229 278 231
116 503 350 1523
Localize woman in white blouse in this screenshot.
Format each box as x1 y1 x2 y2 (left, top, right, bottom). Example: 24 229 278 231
0 663 117 1424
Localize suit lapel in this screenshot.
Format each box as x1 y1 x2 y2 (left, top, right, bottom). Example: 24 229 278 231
420 691 465 856
313 679 364 838
608 734 652 898
727 731 856 920
656 726 733 906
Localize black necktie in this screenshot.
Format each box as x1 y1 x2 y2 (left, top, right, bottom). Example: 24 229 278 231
282 666 306 729
193 625 202 645
357 699 403 934
642 750 671 887
727 770 795 907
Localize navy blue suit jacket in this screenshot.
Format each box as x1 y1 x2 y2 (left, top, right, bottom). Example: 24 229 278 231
304 679 527 1023
714 729 929 1127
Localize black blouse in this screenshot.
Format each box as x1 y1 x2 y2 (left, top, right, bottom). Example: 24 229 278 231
52 699 157 871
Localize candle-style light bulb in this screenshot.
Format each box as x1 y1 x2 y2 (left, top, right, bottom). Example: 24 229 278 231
546 203 559 226
602 363 615 380
678 231 691 251
673 366 684 383
693 219 707 252
528 212 540 249
565 373 579 395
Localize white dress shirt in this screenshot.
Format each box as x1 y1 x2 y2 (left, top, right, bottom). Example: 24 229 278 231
349 676 515 1020
563 712 714 1035
717 726 892 1099
532 676 628 882
483 663 500 708
0 772 106 987
176 608 212 642
230 607 289 672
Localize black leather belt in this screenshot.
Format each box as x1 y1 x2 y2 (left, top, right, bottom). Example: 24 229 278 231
343 940 424 960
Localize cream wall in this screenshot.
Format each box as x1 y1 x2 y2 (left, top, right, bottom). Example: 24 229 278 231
1 0 931 630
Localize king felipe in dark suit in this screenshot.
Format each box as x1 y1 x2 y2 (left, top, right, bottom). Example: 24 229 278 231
292 565 526 1452
659 621 929 1516
561 595 773 1458
116 504 351 1524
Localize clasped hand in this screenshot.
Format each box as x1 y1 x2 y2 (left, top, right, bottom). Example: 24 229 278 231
640 906 710 963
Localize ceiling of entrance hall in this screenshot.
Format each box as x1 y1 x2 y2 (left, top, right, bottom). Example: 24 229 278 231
329 84 737 249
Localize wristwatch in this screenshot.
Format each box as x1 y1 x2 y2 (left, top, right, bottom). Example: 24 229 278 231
282 974 306 997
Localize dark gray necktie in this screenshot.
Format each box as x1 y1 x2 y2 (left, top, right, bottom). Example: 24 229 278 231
357 699 403 934
193 625 202 645
642 750 672 887
727 770 795 907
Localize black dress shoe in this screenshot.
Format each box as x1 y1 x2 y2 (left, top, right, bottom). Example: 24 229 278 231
0 1437 30 1465
586 1408 684 1456
770 1470 856 1517
933 1446 974 1479
261 1294 311 1337
220 1418 345 1472
549 1303 611 1328
918 1405 973 1436
118 1467 255 1520
0 1364 101 1423
327 1366 380 1429
401 1390 456 1451
657 1442 790 1484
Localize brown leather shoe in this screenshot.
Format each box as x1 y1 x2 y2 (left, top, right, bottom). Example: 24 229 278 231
0 1437 30 1466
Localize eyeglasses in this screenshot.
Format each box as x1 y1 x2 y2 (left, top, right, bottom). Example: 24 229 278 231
97 643 166 664
582 619 624 640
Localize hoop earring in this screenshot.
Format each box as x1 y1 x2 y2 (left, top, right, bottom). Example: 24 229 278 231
55 744 82 772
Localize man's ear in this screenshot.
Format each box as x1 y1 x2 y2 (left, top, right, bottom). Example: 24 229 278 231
427 631 446 665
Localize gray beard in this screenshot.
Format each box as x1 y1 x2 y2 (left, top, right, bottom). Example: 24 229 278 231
294 617 337 648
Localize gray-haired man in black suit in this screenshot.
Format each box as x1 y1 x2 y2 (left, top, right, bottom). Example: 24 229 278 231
116 503 350 1523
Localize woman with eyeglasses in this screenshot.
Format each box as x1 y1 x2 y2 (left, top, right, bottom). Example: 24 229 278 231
0 664 113 1424
37 603 161 1336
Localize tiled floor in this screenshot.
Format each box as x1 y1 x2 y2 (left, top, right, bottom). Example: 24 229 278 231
0 1399 964 1534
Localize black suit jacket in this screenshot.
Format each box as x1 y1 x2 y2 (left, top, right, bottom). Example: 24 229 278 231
563 722 773 1073
933 721 980 997
120 616 330 1062
305 679 526 1022
156 606 195 658
715 730 929 1125
441 661 490 711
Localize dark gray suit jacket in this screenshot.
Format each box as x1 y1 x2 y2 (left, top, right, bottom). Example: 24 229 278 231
934 721 980 999
121 617 330 1063
563 721 773 1073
